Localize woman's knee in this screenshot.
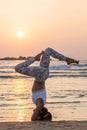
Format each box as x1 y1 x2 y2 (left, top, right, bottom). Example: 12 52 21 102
45 47 51 51
44 47 52 54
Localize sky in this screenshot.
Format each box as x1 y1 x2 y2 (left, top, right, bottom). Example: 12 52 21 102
0 0 87 60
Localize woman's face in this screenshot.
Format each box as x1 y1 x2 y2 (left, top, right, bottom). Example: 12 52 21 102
36 98 44 109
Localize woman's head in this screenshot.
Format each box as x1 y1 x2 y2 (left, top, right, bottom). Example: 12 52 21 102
36 98 44 109
32 105 52 121
35 98 52 121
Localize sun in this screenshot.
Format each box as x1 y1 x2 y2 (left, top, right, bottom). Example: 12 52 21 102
17 31 24 37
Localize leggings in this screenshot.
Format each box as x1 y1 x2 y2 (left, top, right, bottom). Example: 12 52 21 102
15 48 67 82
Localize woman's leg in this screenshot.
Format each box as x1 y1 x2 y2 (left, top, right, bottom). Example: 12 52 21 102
15 55 49 82
40 47 79 68
40 47 67 68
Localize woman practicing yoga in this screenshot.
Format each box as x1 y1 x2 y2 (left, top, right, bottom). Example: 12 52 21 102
15 47 79 121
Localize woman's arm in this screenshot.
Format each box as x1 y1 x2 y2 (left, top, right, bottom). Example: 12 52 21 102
15 52 43 76
31 108 41 121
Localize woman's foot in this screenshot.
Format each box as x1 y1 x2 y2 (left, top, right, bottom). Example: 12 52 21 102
66 58 79 65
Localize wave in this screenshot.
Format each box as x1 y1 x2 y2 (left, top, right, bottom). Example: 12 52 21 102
47 101 80 104
51 95 67 98
0 74 87 79
0 71 14 73
0 75 29 79
0 63 87 70
49 75 87 78
0 66 14 69
50 64 87 70
0 62 87 79
74 64 87 67
50 65 70 70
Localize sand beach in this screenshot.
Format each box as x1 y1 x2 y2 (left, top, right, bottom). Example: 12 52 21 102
0 121 87 130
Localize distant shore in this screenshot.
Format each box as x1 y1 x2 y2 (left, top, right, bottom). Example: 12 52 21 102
0 121 87 130
0 56 53 61
0 56 32 60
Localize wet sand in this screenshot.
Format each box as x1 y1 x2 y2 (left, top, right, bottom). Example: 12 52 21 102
0 121 87 130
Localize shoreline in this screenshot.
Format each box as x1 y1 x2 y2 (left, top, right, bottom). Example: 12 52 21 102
0 121 87 130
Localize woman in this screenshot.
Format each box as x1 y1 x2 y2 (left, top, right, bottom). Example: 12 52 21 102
15 47 79 121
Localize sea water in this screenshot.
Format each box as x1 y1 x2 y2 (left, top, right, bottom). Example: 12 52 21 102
0 60 87 122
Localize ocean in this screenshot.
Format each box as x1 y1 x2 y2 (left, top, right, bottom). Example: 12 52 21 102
0 60 87 122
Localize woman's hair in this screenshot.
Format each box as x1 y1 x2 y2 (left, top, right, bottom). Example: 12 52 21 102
42 112 52 121
40 107 52 121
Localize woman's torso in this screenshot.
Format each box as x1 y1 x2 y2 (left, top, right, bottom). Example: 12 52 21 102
32 80 45 92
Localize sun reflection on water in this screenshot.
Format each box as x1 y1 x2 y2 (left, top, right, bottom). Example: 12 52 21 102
12 79 33 122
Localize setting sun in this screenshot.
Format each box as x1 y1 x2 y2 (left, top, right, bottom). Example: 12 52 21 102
17 31 24 37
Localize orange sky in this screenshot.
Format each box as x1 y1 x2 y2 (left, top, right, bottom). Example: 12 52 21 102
0 0 87 59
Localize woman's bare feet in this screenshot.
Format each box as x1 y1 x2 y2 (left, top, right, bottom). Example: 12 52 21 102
66 58 79 65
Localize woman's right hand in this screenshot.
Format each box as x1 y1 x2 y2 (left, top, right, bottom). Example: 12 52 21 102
35 51 44 61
